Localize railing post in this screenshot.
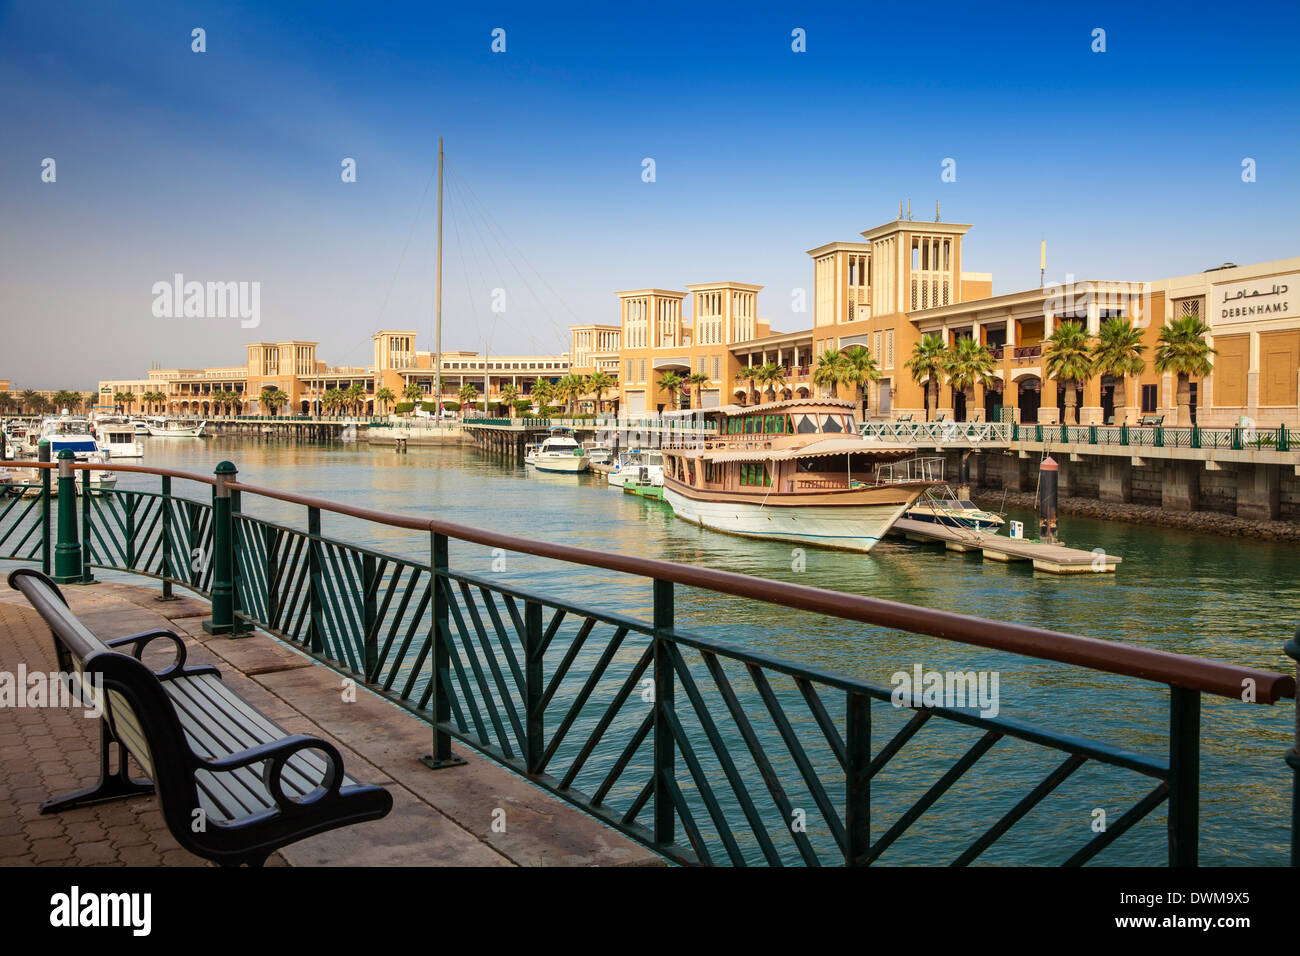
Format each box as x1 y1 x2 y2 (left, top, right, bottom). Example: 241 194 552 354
1278 425 1289 454
307 506 323 653
202 461 245 635
1167 686 1201 867
422 530 465 769
524 599 544 774
1285 627 1299 867
845 690 871 866
79 469 93 584
51 451 84 584
653 577 676 847
159 475 175 600
38 440 50 575
264 523 278 629
362 553 377 680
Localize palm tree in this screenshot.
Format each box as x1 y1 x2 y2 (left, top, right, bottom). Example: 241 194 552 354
344 383 366 415
20 390 40 414
375 386 396 415
499 384 520 418
754 362 785 402
1043 321 1093 426
1091 318 1147 424
322 388 343 415
842 346 882 417
528 379 553 416
905 335 948 420
556 374 587 415
684 372 709 410
53 390 80 412
458 382 479 412
1155 316 1216 427
656 371 683 411
813 348 847 399
260 387 289 415
587 371 615 415
943 338 996 422
0 391 13 415
741 361 762 404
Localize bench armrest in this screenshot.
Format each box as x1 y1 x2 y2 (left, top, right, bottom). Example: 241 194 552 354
105 629 218 680
204 734 344 809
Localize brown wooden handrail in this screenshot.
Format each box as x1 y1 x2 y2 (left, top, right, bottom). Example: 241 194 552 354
19 461 1293 703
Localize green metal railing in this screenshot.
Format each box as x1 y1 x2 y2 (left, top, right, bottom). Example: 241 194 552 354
899 421 1297 454
2 458 1298 866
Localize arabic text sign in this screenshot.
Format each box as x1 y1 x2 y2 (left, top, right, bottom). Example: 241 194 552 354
1215 273 1298 325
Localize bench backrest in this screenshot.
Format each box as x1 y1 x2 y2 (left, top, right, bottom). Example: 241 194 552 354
7 569 194 801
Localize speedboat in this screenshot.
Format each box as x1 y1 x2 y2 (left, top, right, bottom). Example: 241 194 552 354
660 398 939 553
905 490 1005 531
533 427 589 473
607 448 665 489
523 442 542 466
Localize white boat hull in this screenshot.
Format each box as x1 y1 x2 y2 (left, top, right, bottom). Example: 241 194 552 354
534 453 589 473
664 487 914 553
147 422 206 437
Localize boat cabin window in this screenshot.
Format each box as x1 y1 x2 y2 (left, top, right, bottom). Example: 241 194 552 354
739 463 771 487
727 414 794 435
704 461 723 484
794 413 819 434
685 460 697 485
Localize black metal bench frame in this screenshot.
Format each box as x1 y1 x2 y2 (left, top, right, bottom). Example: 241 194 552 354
8 568 393 867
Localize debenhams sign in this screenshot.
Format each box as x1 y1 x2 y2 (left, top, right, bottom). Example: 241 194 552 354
1217 273 1298 324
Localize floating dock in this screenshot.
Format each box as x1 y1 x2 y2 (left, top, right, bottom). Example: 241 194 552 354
887 518 1121 574
622 482 664 501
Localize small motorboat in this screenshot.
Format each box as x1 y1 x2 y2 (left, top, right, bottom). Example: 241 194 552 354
904 490 1005 531
607 448 665 489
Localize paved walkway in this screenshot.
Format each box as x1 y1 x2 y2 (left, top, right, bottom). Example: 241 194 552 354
0 579 663 867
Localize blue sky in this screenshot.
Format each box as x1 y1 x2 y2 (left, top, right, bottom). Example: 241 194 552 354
2 0 1298 388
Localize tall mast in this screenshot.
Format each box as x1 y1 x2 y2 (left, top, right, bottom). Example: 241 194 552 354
435 137 444 415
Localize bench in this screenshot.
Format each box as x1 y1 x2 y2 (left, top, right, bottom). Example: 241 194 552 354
8 568 393 867
1136 414 1164 426
894 413 914 423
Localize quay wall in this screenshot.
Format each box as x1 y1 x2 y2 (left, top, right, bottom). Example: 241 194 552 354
956 449 1300 540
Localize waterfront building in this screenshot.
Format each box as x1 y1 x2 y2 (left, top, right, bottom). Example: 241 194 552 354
93 215 1298 429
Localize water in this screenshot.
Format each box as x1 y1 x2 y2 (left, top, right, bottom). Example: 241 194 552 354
87 438 1300 864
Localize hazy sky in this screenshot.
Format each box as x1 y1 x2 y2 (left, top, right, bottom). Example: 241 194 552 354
2 1 1298 389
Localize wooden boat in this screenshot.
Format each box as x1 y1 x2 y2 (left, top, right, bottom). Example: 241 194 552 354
661 398 940 552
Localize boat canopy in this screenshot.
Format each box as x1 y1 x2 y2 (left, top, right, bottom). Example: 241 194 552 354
704 436 912 463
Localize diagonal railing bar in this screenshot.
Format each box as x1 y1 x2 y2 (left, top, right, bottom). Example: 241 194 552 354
953 752 1088 866
1063 783 1170 866
539 625 630 772
669 645 785 865
591 707 654 809
561 644 653 793
745 662 847 854
869 709 934 778
437 589 497 746
456 580 526 755
539 607 568 657
796 676 847 772
540 616 598 713
278 537 310 638
703 652 821 865
441 578 516 755
659 701 744 864
324 542 365 669
371 562 417 680
501 593 528 649
387 577 431 695
0 490 42 558
658 758 716 865
475 585 526 697
868 730 1003 863
622 773 655 827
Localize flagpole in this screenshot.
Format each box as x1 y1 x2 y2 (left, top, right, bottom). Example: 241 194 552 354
435 137 444 418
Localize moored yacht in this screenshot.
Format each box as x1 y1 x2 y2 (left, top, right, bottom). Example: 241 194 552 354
147 418 206 437
95 422 144 459
660 398 940 552
532 427 590 473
